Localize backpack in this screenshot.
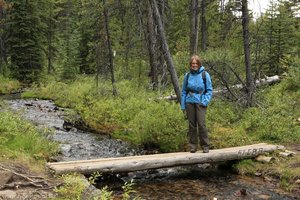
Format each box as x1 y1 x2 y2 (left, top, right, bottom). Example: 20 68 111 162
185 71 207 94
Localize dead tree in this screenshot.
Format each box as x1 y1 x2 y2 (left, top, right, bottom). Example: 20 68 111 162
200 0 207 52
146 2 159 89
103 0 117 96
242 0 254 107
190 0 199 56
149 0 181 102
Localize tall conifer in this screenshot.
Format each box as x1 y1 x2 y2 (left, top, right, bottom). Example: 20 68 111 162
7 0 44 82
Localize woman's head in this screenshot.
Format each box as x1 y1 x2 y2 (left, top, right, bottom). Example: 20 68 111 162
189 55 201 71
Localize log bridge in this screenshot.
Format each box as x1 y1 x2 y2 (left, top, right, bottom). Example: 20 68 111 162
46 143 284 175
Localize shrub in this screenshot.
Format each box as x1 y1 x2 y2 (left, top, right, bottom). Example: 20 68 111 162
0 76 20 94
0 111 57 161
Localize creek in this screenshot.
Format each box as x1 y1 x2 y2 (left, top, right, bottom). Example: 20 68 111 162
3 97 298 200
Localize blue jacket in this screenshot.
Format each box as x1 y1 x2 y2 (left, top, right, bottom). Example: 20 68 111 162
180 66 213 110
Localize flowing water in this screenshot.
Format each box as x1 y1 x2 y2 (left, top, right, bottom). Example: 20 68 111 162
4 98 299 200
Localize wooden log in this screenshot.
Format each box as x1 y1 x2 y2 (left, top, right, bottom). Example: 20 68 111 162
255 155 275 163
160 75 280 100
46 143 284 175
279 150 296 157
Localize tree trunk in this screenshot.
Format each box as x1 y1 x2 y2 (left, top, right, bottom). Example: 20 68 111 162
200 0 207 52
47 143 285 175
149 0 181 102
147 2 159 90
103 0 117 96
242 0 254 107
47 3 54 74
190 0 199 56
0 3 4 74
158 0 168 87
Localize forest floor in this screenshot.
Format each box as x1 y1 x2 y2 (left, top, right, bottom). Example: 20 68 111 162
0 162 62 200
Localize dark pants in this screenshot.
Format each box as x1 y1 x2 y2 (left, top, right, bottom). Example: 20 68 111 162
186 103 209 148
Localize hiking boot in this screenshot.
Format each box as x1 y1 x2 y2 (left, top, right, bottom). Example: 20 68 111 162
189 144 197 153
203 146 209 153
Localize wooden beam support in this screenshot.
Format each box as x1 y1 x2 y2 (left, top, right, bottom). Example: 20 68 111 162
47 143 284 175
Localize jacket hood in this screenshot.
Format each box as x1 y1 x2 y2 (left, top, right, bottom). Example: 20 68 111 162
190 66 205 74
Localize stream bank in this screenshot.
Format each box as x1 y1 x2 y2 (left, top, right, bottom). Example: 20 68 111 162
4 98 299 199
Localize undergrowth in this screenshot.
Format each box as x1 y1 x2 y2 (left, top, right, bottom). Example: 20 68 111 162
53 173 141 200
0 109 58 166
22 69 300 152
0 75 20 94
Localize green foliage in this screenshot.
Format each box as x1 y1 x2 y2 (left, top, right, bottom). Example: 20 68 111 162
0 110 57 161
233 159 256 175
24 72 300 153
280 170 294 191
88 171 101 185
258 1 299 75
129 101 186 152
283 61 300 92
99 186 113 200
0 75 20 94
234 154 300 193
53 173 86 200
122 180 142 200
7 0 45 83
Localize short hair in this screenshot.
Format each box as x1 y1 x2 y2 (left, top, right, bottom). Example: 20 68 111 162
189 55 201 66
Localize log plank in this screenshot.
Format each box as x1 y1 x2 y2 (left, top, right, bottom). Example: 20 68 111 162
47 143 284 175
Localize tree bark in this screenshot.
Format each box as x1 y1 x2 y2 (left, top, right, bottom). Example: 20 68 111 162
47 143 284 175
242 0 254 107
0 3 4 74
47 2 54 74
200 0 207 52
149 0 181 102
146 2 159 89
0 1 8 74
103 0 117 96
190 0 199 56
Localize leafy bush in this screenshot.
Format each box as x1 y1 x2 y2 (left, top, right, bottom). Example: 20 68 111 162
53 173 86 200
0 75 20 94
23 74 300 153
283 61 300 92
0 111 57 161
129 101 186 152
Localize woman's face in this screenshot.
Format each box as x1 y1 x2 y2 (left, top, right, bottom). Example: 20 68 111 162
191 59 199 71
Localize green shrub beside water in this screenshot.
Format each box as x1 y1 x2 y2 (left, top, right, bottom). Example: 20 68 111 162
0 110 58 162
22 71 300 152
0 75 20 94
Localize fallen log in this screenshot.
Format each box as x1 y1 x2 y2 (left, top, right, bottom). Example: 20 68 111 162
160 75 280 100
47 143 284 175
255 155 275 163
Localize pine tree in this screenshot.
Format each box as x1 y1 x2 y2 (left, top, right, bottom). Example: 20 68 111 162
40 0 59 74
7 0 45 82
263 0 298 75
55 0 80 80
0 0 8 75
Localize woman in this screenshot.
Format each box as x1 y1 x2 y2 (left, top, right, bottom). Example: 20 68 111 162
181 55 213 153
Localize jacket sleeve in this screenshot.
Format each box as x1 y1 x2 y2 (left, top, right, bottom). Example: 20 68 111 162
180 74 188 110
201 72 213 106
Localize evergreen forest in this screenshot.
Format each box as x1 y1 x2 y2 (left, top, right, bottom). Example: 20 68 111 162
0 0 299 199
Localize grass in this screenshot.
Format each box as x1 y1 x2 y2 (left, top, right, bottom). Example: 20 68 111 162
0 109 58 168
52 172 142 200
0 75 21 94
234 152 300 192
22 73 300 151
